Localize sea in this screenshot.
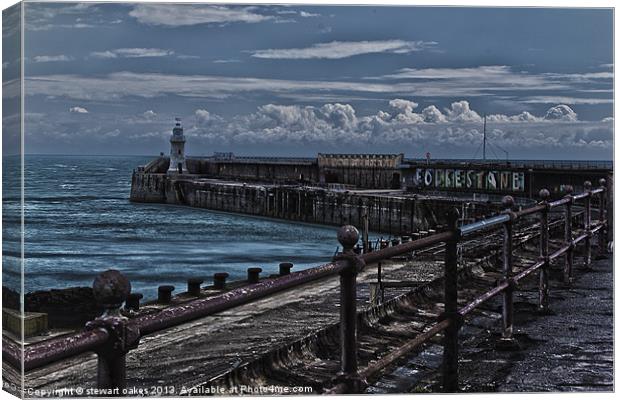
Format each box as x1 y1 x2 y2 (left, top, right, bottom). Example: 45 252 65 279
2 155 350 300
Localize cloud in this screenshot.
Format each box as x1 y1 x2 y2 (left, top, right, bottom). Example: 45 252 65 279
544 104 578 121
128 4 272 26
24 98 612 158
184 100 604 151
522 96 613 105
69 106 88 113
22 65 612 107
249 40 437 59
33 55 73 63
213 59 241 63
91 48 174 59
445 101 482 123
142 110 157 120
299 11 320 17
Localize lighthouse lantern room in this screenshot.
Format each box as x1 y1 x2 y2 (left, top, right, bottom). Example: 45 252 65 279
168 118 187 174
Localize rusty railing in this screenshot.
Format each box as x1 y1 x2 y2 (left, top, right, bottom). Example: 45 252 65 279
2 180 609 394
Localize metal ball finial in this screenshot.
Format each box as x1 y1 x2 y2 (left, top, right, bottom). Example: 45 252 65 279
539 188 550 201
564 185 574 195
599 178 606 187
502 195 515 210
583 180 592 191
337 225 360 251
93 269 131 309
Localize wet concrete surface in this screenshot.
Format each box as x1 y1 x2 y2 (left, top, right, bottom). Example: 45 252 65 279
368 253 613 393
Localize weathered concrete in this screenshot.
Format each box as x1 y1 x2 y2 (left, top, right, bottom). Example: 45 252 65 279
461 256 613 392
130 174 498 234
366 249 613 393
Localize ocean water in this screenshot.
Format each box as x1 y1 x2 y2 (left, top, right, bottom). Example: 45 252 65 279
2 155 347 300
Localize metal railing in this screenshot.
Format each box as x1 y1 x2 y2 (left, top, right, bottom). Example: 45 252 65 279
2 180 609 394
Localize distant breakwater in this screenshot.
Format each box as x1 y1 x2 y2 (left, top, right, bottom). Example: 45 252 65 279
130 172 498 235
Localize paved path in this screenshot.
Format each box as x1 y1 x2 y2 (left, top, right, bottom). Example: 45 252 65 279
458 255 613 392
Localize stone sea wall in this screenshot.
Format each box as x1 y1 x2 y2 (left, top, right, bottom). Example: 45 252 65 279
130 171 497 234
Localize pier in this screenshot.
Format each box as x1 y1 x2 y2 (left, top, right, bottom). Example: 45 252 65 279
2 181 612 395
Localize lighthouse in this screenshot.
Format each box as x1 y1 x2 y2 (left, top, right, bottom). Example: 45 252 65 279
167 118 187 174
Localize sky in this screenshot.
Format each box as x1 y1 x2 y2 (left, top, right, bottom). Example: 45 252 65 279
2 2 614 159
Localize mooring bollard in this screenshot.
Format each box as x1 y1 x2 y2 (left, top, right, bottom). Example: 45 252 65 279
442 208 461 392
158 285 175 304
87 270 140 390
538 189 551 314
247 267 262 284
334 225 366 393
279 262 293 276
563 185 574 284
213 272 229 289
125 292 143 311
187 278 204 297
583 181 592 270
497 196 519 350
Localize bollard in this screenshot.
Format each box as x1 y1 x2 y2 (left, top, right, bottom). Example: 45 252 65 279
563 185 574 284
187 278 204 297
583 181 592 270
334 225 366 393
125 293 143 311
538 189 551 314
597 178 608 258
247 267 262 284
213 272 229 290
279 262 293 276
497 196 519 350
442 208 461 392
158 285 175 304
87 270 140 390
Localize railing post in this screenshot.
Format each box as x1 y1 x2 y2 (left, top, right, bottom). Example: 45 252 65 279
597 178 608 258
563 185 574 284
538 189 552 315
442 208 461 392
334 225 366 393
497 196 519 350
87 270 140 391
583 181 592 270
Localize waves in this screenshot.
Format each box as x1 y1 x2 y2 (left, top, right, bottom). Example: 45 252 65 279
4 155 342 299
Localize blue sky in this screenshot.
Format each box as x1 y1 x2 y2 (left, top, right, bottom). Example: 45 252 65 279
3 3 614 159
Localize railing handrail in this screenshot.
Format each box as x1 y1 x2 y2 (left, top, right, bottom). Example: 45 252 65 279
3 181 609 394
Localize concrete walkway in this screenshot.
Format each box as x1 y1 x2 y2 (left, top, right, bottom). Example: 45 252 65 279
458 256 613 392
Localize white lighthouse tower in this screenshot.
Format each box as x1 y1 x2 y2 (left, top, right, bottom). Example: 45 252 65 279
167 117 187 174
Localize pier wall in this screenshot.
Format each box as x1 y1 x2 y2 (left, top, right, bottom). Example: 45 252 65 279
143 157 399 189
130 171 497 234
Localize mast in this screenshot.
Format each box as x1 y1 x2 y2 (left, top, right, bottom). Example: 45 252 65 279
482 114 487 161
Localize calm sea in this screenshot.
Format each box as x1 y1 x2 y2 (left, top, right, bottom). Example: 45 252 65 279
2 155 346 300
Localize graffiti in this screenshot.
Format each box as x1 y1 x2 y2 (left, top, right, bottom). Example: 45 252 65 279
411 169 525 192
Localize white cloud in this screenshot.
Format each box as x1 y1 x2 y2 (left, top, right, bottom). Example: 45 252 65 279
250 40 437 59
445 101 482 123
183 100 607 151
544 104 578 121
143 110 157 120
69 106 88 113
33 55 73 63
299 11 320 17
522 96 613 105
91 48 174 59
213 59 241 63
129 4 272 26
